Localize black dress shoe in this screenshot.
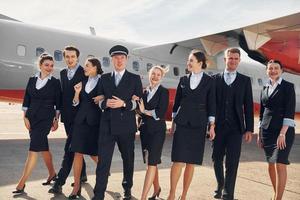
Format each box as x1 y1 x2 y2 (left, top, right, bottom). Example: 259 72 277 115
68 185 81 199
12 184 25 194
214 188 223 199
148 187 161 200
123 189 132 200
42 174 57 185
71 175 88 187
48 184 62 194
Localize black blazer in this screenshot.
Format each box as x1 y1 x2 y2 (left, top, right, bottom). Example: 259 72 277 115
140 85 169 133
98 70 143 134
23 76 61 122
74 79 102 126
173 73 216 128
213 72 254 133
60 66 86 124
259 79 295 131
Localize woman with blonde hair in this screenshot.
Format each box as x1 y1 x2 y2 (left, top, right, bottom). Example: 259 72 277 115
136 65 169 200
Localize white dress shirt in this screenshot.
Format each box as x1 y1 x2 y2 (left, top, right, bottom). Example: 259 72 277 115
85 75 100 94
224 69 237 85
190 71 203 90
67 64 80 80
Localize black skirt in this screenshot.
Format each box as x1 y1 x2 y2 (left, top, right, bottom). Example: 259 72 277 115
70 122 99 156
29 118 53 152
140 124 166 166
171 124 207 165
262 127 295 165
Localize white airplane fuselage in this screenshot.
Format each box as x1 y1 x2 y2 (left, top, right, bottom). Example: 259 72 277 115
0 18 299 117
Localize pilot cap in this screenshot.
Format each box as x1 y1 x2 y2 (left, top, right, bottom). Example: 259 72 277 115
109 45 129 57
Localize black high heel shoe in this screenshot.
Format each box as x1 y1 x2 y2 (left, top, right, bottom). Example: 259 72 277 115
12 184 25 194
68 185 81 199
42 173 57 185
148 187 161 200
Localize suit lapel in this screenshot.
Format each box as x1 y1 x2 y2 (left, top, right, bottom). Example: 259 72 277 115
116 70 129 90
148 85 161 104
269 82 281 99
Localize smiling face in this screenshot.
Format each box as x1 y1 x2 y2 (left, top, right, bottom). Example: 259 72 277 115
149 68 163 86
64 50 78 68
112 54 127 71
266 62 282 81
84 60 97 77
39 59 54 76
224 52 240 72
187 54 202 73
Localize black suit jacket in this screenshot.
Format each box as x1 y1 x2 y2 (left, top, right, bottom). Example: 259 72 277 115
173 73 216 128
98 70 143 135
213 72 254 133
140 85 169 133
60 66 86 124
23 76 61 122
74 79 102 126
259 79 295 131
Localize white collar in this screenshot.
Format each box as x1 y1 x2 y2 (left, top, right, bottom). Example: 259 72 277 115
35 72 52 80
266 77 282 86
67 63 79 71
224 69 237 75
112 69 126 77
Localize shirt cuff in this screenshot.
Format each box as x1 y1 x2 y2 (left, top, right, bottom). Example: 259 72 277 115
283 118 296 127
72 100 79 107
172 107 181 119
258 120 261 128
208 116 215 123
131 100 137 111
148 109 160 120
22 107 28 111
99 99 104 110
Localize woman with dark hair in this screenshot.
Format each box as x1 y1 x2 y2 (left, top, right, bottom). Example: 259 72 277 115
68 57 103 199
167 50 216 200
13 53 61 194
257 60 296 200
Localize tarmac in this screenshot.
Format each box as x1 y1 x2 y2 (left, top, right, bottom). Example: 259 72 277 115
0 102 299 200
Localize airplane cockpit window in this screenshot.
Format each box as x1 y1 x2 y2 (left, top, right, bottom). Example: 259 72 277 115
132 61 140 71
36 47 45 57
54 50 63 61
173 67 179 76
257 78 263 86
146 63 153 72
102 57 110 67
17 45 26 57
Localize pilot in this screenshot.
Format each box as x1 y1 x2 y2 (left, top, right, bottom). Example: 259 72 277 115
93 45 143 200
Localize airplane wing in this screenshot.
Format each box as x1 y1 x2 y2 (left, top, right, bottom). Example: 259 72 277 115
133 12 300 75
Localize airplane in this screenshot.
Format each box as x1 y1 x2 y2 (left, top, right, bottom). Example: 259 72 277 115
0 12 299 121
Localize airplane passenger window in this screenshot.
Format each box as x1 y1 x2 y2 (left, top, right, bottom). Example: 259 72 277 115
54 50 63 61
36 47 45 57
132 61 140 71
17 45 26 57
102 57 110 67
146 63 153 72
173 67 179 76
257 78 263 86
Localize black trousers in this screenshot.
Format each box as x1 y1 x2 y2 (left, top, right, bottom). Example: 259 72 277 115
93 121 135 200
55 122 87 186
212 123 242 200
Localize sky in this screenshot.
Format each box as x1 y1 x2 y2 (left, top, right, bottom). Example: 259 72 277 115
0 0 300 45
